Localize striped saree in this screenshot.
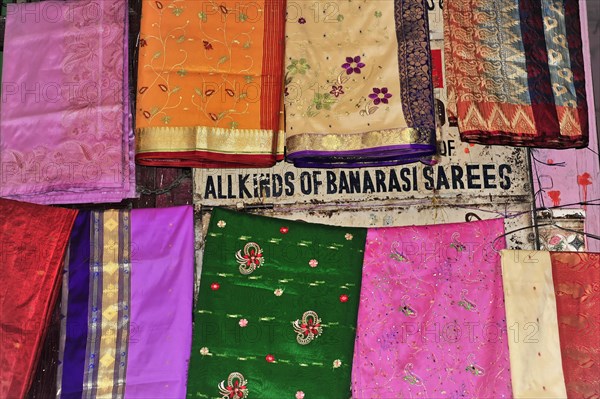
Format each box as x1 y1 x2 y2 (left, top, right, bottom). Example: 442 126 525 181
136 0 285 168
0 199 77 398
57 206 194 398
444 0 589 148
283 0 437 168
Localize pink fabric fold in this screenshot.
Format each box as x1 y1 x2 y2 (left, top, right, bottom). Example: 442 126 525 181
352 218 512 399
0 0 135 204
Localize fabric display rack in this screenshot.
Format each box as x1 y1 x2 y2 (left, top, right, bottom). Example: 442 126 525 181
1 0 599 398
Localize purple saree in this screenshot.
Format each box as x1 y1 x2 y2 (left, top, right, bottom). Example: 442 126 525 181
56 206 194 398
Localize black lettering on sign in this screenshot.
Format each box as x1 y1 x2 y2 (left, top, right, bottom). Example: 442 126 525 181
272 174 283 198
239 175 252 198
284 172 295 195
363 171 375 194
202 162 516 200
423 166 434 190
326 171 337 194
375 170 387 192
466 165 481 189
499 164 512 189
300 172 312 195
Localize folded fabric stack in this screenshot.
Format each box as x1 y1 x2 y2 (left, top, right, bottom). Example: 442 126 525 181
444 0 590 148
135 0 286 168
284 0 437 167
0 0 135 204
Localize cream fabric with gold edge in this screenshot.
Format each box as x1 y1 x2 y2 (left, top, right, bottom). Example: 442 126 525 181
500 250 567 399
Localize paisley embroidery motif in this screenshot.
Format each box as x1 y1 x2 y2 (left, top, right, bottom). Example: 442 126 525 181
218 372 248 399
458 289 478 312
465 354 486 376
450 232 466 251
235 242 264 275
293 310 323 345
402 363 423 386
400 295 418 318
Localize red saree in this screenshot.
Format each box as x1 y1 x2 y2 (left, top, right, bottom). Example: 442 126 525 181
0 199 77 398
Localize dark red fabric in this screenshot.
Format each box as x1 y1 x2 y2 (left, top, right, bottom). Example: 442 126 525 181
551 252 600 399
0 199 77 399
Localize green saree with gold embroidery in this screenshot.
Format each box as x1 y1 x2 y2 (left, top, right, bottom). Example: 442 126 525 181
186 208 367 398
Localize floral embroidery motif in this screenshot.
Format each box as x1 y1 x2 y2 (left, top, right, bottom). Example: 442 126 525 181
218 372 248 399
345 233 353 241
368 87 392 105
200 347 210 356
265 354 275 363
341 56 365 75
402 363 423 386
400 295 418 318
293 310 323 345
330 85 345 97
450 232 466 251
217 220 226 228
333 359 342 368
295 391 305 399
457 289 478 312
465 354 486 376
235 242 264 275
309 259 319 268
210 282 221 291
339 294 349 303
274 288 284 296
287 58 311 75
280 226 289 234
238 319 248 327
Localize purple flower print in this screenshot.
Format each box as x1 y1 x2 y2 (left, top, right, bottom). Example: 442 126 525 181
330 85 344 97
298 17 306 24
368 87 392 105
341 56 365 75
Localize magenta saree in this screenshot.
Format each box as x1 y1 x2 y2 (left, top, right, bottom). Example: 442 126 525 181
56 206 194 398
352 218 512 398
0 0 135 204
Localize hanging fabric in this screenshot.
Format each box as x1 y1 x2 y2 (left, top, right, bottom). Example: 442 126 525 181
0 198 77 399
187 208 367 397
56 206 194 398
352 218 512 398
135 0 286 168
444 0 589 148
551 252 600 399
0 0 135 204
283 0 437 168
500 250 568 398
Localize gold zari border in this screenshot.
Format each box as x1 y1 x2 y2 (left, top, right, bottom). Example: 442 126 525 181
137 126 285 156
286 127 434 154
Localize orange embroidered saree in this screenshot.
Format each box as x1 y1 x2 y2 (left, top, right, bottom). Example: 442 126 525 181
136 0 285 168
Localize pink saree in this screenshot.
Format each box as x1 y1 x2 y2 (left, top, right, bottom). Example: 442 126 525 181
352 218 512 398
0 0 135 204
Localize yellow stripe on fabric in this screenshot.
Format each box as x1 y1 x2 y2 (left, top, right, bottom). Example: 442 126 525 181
96 210 121 398
500 250 567 399
136 126 282 155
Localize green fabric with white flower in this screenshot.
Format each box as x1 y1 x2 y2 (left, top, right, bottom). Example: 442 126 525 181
187 207 367 398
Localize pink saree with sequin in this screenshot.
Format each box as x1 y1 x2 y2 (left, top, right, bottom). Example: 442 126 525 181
352 219 512 398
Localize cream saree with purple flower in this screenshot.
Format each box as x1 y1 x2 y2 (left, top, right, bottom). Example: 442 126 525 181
284 0 437 168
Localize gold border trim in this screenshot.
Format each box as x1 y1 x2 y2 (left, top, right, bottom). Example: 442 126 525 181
136 126 284 156
286 128 434 154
